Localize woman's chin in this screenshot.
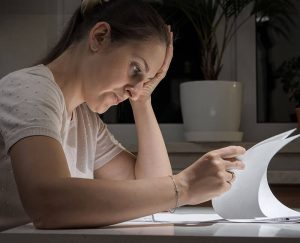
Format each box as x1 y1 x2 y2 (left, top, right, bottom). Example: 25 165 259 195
87 104 108 114
97 108 108 114
88 102 117 114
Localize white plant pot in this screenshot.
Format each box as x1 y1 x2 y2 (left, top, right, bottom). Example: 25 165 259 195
180 80 243 142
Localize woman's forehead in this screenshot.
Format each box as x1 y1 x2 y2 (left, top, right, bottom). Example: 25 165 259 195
127 40 166 71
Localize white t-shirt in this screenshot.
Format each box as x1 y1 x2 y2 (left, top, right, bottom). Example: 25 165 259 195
0 65 126 230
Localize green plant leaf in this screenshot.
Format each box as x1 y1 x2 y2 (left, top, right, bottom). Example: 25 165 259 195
161 0 296 80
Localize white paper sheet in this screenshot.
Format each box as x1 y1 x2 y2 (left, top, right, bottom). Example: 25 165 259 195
132 213 223 223
153 213 223 223
212 129 300 221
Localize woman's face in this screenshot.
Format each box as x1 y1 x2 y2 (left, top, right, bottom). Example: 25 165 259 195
83 39 167 114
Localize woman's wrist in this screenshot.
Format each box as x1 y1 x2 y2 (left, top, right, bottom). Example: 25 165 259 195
173 174 189 207
130 98 152 112
130 97 151 107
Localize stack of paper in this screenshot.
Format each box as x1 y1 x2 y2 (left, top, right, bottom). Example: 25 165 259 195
212 129 300 222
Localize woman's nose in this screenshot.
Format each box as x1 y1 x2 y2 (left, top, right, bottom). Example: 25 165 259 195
125 86 139 100
125 83 143 101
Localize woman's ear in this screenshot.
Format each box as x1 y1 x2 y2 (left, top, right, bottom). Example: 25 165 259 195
88 22 111 52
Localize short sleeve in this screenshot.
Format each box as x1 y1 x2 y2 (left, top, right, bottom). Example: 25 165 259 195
0 69 64 154
94 118 126 170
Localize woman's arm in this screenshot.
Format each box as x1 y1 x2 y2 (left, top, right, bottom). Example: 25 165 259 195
94 99 172 180
131 99 172 178
10 135 245 229
10 136 178 229
129 28 174 178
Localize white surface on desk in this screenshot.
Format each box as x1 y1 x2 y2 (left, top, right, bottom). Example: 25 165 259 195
3 220 300 238
133 213 222 223
154 213 222 222
3 207 300 238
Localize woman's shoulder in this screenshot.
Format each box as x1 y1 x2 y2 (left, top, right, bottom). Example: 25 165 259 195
0 64 65 111
1 64 64 99
1 64 55 85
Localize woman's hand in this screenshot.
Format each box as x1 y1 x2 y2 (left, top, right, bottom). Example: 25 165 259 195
175 146 246 206
131 26 173 103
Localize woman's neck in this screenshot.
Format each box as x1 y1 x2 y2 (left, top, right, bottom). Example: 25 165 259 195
47 46 85 117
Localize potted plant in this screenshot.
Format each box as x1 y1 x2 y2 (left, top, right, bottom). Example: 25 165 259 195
276 57 300 126
154 0 295 141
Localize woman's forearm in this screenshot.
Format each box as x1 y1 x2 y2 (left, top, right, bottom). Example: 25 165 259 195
130 99 172 178
32 176 181 229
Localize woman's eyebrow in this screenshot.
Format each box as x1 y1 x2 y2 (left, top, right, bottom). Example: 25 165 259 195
134 55 149 73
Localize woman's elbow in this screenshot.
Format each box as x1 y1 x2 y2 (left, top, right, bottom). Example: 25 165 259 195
29 205 64 229
22 193 70 229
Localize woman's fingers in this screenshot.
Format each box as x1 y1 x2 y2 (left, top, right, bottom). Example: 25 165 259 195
225 170 236 183
135 28 174 100
223 159 245 171
151 26 173 83
178 146 247 205
204 147 245 185
208 146 246 159
178 150 242 205
203 146 246 172
164 29 174 68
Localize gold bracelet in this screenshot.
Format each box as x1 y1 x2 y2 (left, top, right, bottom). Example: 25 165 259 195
168 175 179 213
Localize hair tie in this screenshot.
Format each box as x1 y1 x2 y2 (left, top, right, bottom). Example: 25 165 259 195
81 0 110 17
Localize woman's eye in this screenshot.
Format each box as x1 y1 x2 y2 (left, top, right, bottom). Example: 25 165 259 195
132 65 142 76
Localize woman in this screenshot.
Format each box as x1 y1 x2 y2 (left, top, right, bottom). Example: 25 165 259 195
0 0 245 229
